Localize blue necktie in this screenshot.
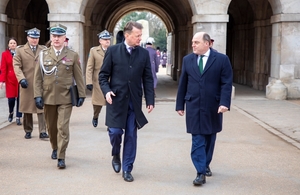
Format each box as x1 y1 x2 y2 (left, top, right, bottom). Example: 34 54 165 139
199 55 204 74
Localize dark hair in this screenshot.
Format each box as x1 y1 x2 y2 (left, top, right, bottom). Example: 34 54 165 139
203 33 211 43
123 21 143 34
116 30 124 44
156 47 160 50
7 37 17 49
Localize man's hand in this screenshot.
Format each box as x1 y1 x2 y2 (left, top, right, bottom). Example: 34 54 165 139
177 110 184 116
218 105 229 113
20 79 28 88
76 98 85 107
35 97 44 110
105 91 116 104
86 84 93 91
147 105 154 113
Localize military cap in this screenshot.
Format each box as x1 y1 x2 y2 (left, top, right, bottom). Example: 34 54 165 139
25 28 40 38
97 30 111 39
49 24 67 35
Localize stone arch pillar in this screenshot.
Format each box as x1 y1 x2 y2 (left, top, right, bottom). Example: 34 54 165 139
0 14 7 54
48 13 86 69
191 14 229 54
267 13 300 99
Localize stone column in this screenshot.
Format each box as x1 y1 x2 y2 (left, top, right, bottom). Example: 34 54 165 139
48 13 85 70
0 14 7 98
175 25 192 81
191 14 229 54
268 14 300 99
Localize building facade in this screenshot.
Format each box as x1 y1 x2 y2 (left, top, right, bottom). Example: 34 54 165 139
0 0 300 99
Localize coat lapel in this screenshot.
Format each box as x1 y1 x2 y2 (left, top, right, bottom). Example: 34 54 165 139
57 47 67 62
203 49 216 74
48 47 58 63
96 46 105 58
24 43 35 58
191 54 201 77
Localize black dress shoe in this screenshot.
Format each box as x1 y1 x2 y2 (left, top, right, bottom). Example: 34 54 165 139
112 154 121 173
193 174 206 186
57 159 66 169
122 171 134 182
39 132 49 139
8 113 13 122
92 118 98 127
16 118 22 126
51 150 57 160
24 132 31 139
206 166 212 177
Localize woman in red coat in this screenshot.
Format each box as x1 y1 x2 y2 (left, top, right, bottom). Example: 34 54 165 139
0 37 22 125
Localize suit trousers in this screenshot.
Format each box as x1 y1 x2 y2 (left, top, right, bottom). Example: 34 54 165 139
108 100 137 172
93 105 102 119
44 104 73 159
191 133 216 174
23 113 46 133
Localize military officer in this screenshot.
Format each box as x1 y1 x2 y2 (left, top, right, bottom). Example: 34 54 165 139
86 30 111 127
13 28 48 139
33 24 86 169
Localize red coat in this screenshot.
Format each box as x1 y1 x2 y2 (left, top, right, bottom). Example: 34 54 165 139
0 49 19 98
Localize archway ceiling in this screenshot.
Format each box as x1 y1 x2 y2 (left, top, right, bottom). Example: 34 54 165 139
228 0 273 25
84 0 193 32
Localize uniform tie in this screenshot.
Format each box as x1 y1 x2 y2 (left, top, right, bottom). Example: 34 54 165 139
56 51 60 58
199 55 204 74
32 47 36 55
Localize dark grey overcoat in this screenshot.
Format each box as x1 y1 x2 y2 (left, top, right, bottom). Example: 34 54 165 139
99 43 154 129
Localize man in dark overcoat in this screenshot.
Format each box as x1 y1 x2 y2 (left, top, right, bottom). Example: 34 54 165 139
176 32 232 186
99 21 154 182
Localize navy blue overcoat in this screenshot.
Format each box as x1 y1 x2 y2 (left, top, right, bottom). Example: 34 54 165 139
176 49 233 134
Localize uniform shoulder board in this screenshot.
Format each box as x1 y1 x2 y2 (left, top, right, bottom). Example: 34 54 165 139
91 47 97 50
17 45 24 48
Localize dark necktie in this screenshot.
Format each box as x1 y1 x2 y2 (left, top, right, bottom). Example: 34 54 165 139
199 55 204 74
128 47 133 54
32 47 36 55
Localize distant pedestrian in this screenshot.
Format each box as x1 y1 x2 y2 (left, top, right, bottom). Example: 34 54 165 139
176 32 232 186
161 50 167 68
0 37 22 125
145 37 159 96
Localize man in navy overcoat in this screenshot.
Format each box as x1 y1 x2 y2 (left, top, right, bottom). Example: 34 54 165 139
99 21 154 182
176 32 232 186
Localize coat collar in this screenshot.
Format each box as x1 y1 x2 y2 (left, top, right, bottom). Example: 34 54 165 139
191 48 217 77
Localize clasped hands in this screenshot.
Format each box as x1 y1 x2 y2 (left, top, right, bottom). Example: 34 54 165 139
105 91 154 113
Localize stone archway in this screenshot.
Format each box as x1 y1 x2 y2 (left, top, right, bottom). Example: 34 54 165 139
83 0 193 81
5 0 49 46
227 0 273 91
